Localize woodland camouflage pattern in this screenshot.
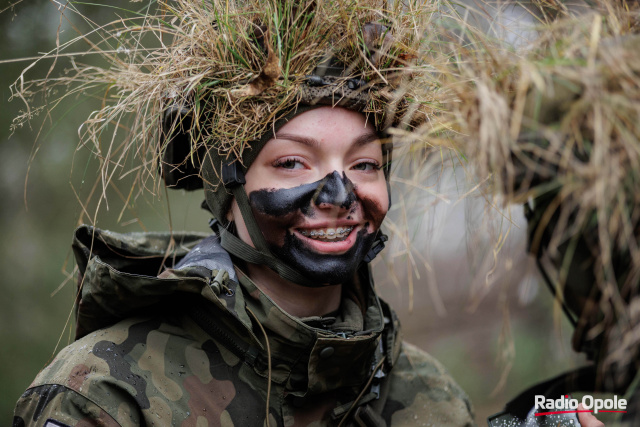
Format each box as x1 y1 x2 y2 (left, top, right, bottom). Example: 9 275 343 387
14 226 475 426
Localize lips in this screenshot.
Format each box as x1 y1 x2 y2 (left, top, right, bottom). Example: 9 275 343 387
293 223 362 254
298 226 354 242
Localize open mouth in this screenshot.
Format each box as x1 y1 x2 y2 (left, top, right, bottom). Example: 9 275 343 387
298 226 354 242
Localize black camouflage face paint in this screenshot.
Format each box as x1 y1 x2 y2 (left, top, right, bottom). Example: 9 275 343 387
272 228 377 284
247 171 385 285
249 171 357 217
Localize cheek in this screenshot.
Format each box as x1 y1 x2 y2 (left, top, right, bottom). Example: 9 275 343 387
246 183 318 247
233 197 301 248
253 210 302 246
356 183 389 229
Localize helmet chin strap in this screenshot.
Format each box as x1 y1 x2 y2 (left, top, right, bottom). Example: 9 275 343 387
212 161 387 288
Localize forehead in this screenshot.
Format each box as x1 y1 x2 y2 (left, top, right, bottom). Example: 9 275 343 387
275 106 377 142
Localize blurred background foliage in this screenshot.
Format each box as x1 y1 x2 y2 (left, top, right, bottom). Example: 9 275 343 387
0 0 585 424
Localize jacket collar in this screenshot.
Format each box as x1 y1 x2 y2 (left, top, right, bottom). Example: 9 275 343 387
236 266 388 395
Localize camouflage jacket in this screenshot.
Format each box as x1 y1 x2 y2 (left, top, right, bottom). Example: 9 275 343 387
14 225 475 427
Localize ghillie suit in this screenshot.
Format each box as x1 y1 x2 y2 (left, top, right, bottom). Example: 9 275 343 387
416 0 640 424
11 0 475 425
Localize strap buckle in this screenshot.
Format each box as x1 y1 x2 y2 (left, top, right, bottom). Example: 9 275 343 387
364 233 388 263
221 162 246 187
353 405 386 427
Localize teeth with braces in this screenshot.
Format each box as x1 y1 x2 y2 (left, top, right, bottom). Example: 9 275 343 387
299 226 354 240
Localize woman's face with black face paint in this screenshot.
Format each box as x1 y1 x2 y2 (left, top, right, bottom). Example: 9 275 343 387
230 106 389 285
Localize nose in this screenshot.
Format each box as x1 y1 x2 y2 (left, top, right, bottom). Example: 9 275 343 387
313 171 356 210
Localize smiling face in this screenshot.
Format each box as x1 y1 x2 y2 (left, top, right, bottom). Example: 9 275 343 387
230 106 389 285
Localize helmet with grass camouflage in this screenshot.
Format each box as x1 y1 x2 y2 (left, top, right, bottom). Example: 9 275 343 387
154 3 434 286
12 0 437 287
161 54 394 223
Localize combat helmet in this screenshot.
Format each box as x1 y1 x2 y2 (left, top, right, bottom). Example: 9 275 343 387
154 0 436 286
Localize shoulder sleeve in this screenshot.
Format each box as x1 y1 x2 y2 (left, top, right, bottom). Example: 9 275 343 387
13 384 122 427
382 342 476 427
13 317 154 427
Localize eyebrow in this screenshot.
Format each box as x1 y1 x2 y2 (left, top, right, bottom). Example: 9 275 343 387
275 131 379 148
352 132 380 147
275 133 319 148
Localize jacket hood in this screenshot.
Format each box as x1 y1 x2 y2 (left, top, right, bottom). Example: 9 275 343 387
72 225 239 339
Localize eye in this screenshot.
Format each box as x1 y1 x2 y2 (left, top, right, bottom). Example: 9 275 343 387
352 161 381 172
274 157 305 170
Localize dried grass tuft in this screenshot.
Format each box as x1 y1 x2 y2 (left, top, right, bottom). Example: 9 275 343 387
11 0 447 204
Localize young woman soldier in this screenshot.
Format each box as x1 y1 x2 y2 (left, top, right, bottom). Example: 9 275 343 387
13 0 475 425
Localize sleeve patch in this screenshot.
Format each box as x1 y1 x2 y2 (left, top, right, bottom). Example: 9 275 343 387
44 419 71 427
